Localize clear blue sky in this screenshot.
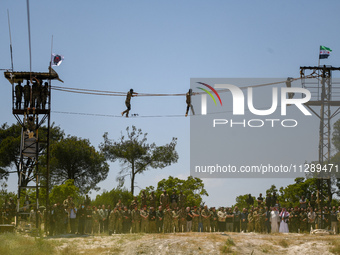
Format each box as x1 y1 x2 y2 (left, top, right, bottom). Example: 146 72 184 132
1 1 340 206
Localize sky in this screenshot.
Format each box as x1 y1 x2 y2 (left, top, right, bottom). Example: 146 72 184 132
1 0 340 207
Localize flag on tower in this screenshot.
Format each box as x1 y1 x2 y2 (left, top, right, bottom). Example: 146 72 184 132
51 53 64 66
319 46 332 59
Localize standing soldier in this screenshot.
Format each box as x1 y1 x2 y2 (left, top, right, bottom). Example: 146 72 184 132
23 80 31 109
225 208 234 232
109 207 117 235
99 204 109 233
185 89 195 117
149 191 156 208
86 205 93 234
300 208 308 233
156 206 164 233
122 206 131 233
289 207 299 233
131 206 141 233
217 207 226 232
233 206 241 232
121 89 138 117
140 205 149 233
247 209 255 232
330 206 338 234
253 207 260 233
92 206 100 234
201 205 211 232
191 206 200 232
171 207 179 232
170 191 178 210
41 82 49 110
160 190 170 208
186 207 193 232
210 207 218 232
31 78 39 108
130 197 139 210
258 206 266 233
115 206 123 234
178 207 187 232
240 208 248 233
163 205 172 233
78 204 86 235
307 207 316 232
149 207 157 233
15 81 23 109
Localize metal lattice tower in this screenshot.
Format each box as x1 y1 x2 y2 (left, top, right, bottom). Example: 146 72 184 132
300 65 340 228
4 68 62 230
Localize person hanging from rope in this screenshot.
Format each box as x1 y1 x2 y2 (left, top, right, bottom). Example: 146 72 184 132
185 89 195 117
121 89 138 117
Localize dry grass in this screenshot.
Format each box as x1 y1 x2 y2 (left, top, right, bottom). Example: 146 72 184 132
330 239 340 254
0 233 58 255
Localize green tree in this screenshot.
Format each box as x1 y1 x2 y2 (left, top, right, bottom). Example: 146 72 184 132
0 181 16 207
50 136 109 194
100 126 178 196
144 176 208 207
49 179 81 205
234 194 256 209
93 188 133 207
278 177 317 208
0 122 64 185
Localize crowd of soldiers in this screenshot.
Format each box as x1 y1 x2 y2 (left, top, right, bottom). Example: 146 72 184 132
3 191 340 235
14 79 49 110
43 191 340 236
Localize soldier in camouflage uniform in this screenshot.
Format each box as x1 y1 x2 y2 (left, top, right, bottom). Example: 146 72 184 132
149 191 156 209
289 207 300 233
160 190 170 208
23 80 31 109
92 206 100 234
210 207 218 232
140 206 149 233
254 208 261 233
115 206 123 234
130 197 139 210
131 206 141 233
149 207 157 233
109 207 117 234
258 206 266 233
201 205 211 232
247 209 255 232
41 82 49 110
191 207 200 232
179 207 187 232
171 207 180 232
156 206 164 233
163 205 172 233
15 81 23 109
300 208 308 232
122 206 131 233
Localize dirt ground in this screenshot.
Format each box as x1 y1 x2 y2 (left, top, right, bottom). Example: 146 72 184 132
49 231 340 255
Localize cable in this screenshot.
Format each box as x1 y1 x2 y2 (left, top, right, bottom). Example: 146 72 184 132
51 76 315 97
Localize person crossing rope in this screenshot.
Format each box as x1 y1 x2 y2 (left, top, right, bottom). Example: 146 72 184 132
185 89 195 117
121 89 138 117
